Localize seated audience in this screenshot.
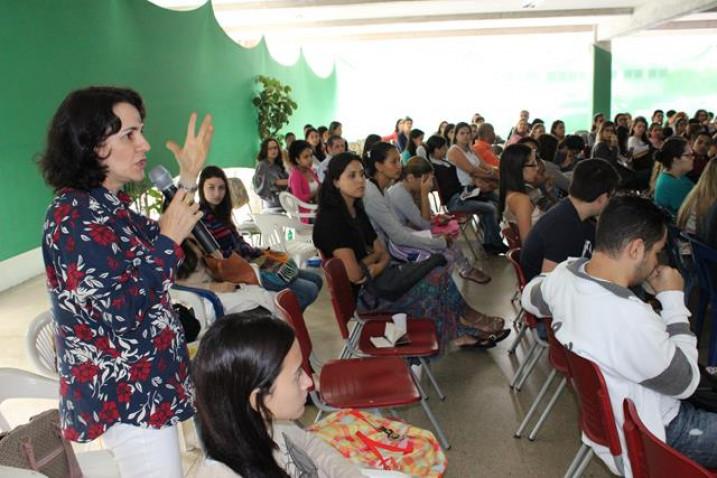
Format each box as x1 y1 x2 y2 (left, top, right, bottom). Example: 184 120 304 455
328 120 343 138
442 123 455 146
649 122 665 150
446 122 504 253
401 128 425 163
305 127 326 164
555 135 585 172
506 118 529 146
537 133 559 165
387 156 490 284
654 137 695 216
676 158 717 241
313 152 509 351
529 122 545 141
520 159 619 281
362 133 381 163
317 134 347 182
498 143 545 244
193 311 383 477
517 136 568 198
522 195 717 474
550 120 566 142
287 139 320 215
652 109 664 127
252 137 289 210
177 238 277 315
687 130 712 182
472 123 500 168
199 166 322 311
587 113 605 150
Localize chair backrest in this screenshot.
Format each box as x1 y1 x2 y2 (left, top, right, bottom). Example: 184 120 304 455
227 177 250 210
321 258 356 339
545 319 569 376
682 232 717 295
0 368 58 432
26 311 59 378
274 290 316 386
506 248 527 290
622 399 714 478
564 348 623 462
253 213 292 250
502 223 521 249
170 284 225 329
432 161 463 206
279 191 317 222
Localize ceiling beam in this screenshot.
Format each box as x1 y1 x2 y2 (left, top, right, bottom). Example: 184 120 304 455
227 24 594 43
652 19 717 30
596 0 717 40
218 8 633 31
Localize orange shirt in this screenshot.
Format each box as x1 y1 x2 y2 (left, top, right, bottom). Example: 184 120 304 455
473 140 500 168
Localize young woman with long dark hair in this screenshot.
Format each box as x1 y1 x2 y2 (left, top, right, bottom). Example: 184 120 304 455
199 166 322 311
193 311 380 478
498 143 544 244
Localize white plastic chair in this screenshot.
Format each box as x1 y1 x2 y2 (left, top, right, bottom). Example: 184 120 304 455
253 213 317 266
0 368 120 478
26 311 58 378
279 191 318 225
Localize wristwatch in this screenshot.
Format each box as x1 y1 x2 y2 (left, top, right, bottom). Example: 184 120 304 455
179 182 198 193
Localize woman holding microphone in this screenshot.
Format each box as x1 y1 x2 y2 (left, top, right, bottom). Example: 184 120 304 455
40 86 213 477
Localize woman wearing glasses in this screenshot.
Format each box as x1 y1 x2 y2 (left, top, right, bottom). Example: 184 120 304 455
498 143 545 244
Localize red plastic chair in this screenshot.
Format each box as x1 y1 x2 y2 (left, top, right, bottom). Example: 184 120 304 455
506 249 546 391
502 223 521 249
322 257 445 400
623 399 716 478
515 318 571 440
563 348 624 477
274 289 450 449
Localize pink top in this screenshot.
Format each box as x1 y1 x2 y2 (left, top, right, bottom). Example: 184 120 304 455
288 168 319 223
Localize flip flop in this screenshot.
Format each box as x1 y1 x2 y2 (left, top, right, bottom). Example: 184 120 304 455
459 336 498 349
459 268 492 284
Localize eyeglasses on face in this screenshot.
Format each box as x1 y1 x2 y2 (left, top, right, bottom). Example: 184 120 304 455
523 162 539 168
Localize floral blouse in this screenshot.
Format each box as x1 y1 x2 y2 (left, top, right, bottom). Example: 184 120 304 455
42 187 194 442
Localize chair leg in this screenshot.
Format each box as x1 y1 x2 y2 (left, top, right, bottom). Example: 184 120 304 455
515 346 545 391
420 357 446 401
564 443 590 478
419 398 450 450
515 369 557 438
508 319 528 355
510 340 539 388
528 376 567 441
572 446 594 477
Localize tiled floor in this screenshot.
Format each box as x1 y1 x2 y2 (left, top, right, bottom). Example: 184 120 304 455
0 251 615 477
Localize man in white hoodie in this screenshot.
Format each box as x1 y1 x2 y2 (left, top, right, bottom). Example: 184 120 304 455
522 195 717 475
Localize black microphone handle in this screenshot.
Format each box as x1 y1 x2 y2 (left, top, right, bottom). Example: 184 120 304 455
160 185 221 255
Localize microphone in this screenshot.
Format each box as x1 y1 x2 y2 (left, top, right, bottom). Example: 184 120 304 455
149 165 221 255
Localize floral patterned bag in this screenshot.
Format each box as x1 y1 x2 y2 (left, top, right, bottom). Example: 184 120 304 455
307 409 447 477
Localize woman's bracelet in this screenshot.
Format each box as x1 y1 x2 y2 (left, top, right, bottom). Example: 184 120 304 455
179 182 198 193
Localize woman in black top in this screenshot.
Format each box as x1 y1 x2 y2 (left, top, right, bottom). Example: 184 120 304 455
313 152 509 351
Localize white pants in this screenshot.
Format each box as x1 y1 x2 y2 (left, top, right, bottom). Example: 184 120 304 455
102 423 182 478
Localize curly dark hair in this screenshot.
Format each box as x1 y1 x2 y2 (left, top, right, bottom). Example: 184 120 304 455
39 86 145 191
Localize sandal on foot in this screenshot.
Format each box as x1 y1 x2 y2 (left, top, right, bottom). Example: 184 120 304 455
462 310 506 332
459 268 491 284
458 336 498 349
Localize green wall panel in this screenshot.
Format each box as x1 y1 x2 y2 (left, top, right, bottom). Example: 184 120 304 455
0 0 336 261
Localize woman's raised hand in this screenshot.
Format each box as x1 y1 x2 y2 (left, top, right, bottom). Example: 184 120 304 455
166 112 214 183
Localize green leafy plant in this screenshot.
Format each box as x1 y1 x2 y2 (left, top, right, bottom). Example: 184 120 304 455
252 75 297 146
124 180 165 219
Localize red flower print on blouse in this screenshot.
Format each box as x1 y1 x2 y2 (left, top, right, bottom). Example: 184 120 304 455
63 427 80 442
94 337 120 358
87 423 104 440
46 265 58 288
117 383 132 403
53 203 73 223
148 402 172 428
88 224 117 247
130 358 152 382
71 362 99 383
153 327 175 351
99 401 119 423
74 324 93 341
106 256 120 271
65 263 84 291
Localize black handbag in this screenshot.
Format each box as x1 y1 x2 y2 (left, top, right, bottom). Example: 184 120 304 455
687 364 717 413
360 253 447 308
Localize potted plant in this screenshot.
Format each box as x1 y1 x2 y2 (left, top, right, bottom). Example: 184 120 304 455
252 75 297 146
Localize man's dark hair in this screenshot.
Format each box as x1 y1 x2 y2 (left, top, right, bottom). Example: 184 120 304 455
562 134 585 152
595 195 668 257
569 159 619 202
666 110 676 118
326 134 344 149
39 86 145 191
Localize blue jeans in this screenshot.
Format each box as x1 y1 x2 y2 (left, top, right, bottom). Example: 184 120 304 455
261 269 323 311
446 192 502 247
666 400 717 468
